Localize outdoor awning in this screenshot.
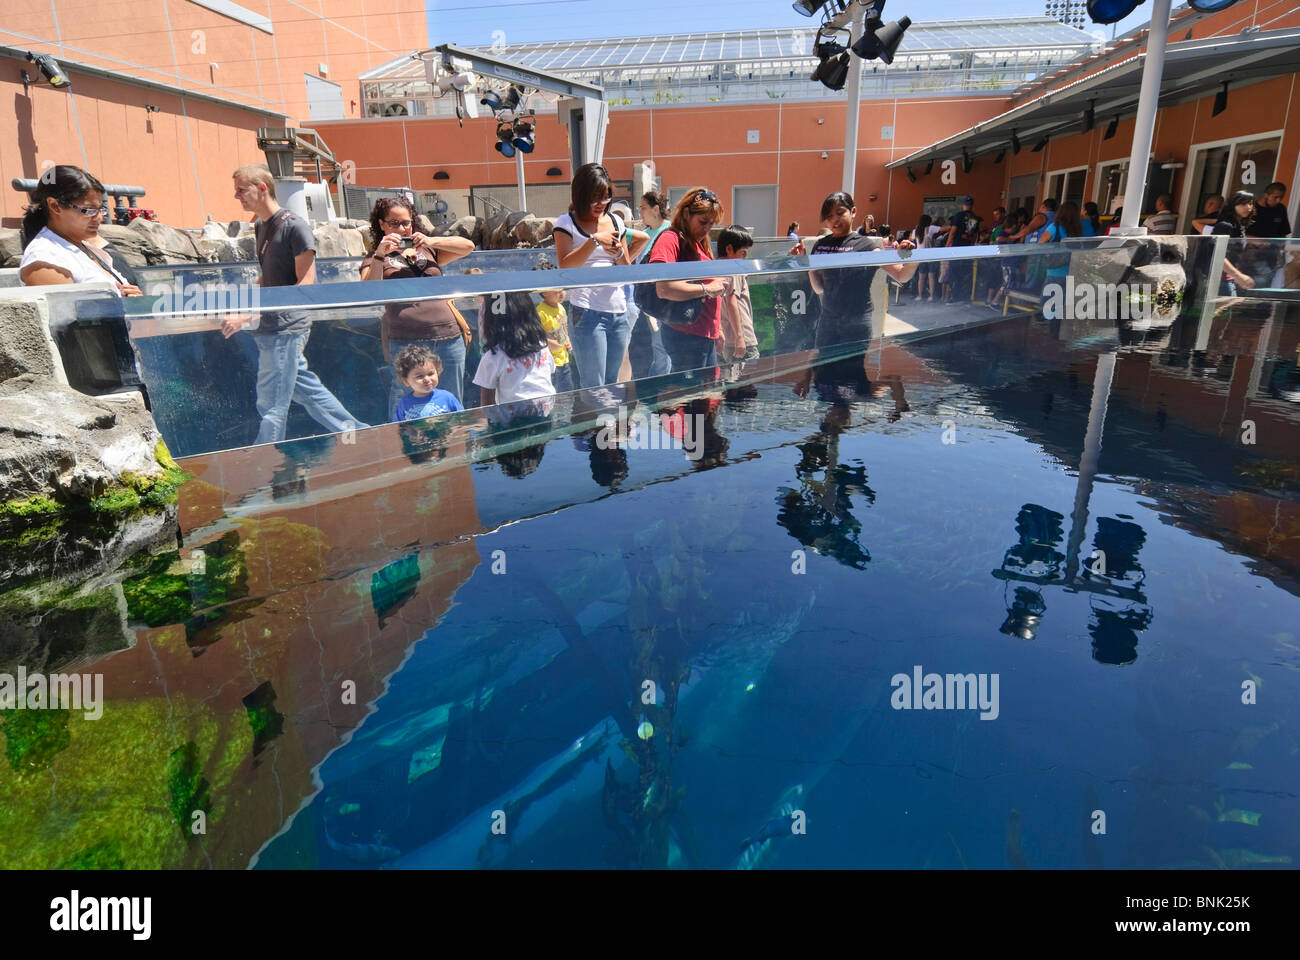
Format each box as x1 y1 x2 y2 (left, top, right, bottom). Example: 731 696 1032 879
886 27 1300 169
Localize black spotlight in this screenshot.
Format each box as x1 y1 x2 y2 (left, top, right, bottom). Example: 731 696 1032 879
812 36 851 91
1086 0 1145 24
1082 99 1095 133
1010 130 1021 154
1032 136 1048 152
793 0 831 15
1212 80 1228 117
851 15 912 66
1103 115 1119 140
906 167 917 183
924 159 934 175
994 149 1006 164
962 149 973 174
512 118 535 153
480 90 503 110
494 122 516 158
25 51 70 88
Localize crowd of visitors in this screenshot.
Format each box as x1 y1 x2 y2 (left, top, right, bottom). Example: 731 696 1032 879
16 162 1298 448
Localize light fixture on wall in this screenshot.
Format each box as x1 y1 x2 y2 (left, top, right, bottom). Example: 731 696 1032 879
1010 130 1021 154
1032 136 1048 152
25 51 71 88
906 167 917 182
994 149 1006 163
144 104 160 113
1103 115 1119 140
962 148 973 173
1211 81 1228 117
433 170 450 180
546 167 563 177
923 158 934 175
1082 99 1095 133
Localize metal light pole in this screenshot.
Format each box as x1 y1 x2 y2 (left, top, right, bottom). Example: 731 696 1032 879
1116 0 1173 232
841 3 868 194
515 149 528 211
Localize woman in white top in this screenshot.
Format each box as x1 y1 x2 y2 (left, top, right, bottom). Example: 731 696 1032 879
19 165 141 297
552 163 648 388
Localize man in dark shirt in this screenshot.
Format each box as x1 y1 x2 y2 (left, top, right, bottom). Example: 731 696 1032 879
944 196 982 303
222 164 365 445
1246 182 1292 286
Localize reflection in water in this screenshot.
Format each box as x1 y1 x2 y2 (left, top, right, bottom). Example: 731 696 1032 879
6 298 1300 869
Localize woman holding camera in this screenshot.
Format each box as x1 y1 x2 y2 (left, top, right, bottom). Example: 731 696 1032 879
361 196 475 414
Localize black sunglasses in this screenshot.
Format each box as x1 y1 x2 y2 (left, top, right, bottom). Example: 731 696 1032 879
694 189 719 203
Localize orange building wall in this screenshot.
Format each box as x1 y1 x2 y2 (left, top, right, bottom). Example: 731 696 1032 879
317 93 1013 234
3 0 426 225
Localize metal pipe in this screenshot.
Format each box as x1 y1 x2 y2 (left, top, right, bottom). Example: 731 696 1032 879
515 150 527 212
1119 0 1172 230
12 177 146 197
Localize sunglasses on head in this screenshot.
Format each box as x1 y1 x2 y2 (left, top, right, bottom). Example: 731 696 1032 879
693 189 719 203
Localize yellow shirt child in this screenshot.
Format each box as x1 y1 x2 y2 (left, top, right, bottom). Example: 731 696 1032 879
536 290 572 368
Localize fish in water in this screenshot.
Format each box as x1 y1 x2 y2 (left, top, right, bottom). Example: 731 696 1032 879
323 826 401 866
1006 809 1028 869
734 784 804 870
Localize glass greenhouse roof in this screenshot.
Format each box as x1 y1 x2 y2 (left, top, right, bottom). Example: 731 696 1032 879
362 17 1100 81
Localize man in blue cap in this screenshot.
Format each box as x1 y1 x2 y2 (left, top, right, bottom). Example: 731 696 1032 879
943 195 982 304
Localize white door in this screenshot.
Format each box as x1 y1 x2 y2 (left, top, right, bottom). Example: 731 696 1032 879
305 74 345 121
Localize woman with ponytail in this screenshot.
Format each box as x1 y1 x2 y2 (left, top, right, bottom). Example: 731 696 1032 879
19 165 140 295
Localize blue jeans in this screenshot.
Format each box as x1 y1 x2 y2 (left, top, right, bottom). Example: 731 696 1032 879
570 306 630 388
387 335 466 420
551 361 576 394
627 303 672 378
253 330 365 445
660 324 718 374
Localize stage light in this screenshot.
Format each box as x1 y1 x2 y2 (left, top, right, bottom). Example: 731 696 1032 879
1086 0 1144 24
1103 115 1119 139
25 51 70 88
851 15 912 66
1011 130 1021 154
512 118 535 153
793 0 831 16
994 149 1006 163
962 148 973 173
1082 99 1095 132
906 167 917 182
1032 136 1048 151
924 159 934 175
495 122 516 157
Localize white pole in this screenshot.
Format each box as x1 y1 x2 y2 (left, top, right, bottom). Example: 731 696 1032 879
842 2 867 195
516 149 527 211
1119 0 1172 230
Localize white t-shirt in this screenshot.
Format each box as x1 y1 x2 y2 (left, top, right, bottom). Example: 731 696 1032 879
473 345 556 403
20 227 125 293
553 212 627 314
923 224 944 248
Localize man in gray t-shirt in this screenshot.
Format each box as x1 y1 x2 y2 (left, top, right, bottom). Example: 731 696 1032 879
223 164 365 445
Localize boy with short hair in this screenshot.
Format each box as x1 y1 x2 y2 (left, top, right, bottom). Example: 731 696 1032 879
393 343 463 421
717 224 759 365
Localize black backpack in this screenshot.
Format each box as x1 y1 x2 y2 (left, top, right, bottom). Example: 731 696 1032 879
633 230 705 330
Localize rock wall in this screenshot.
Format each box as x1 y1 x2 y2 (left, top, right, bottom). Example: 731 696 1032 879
1 211 557 269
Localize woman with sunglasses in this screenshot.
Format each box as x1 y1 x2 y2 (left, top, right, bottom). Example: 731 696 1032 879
1211 190 1259 296
20 165 141 296
554 163 649 388
649 187 728 373
361 195 475 414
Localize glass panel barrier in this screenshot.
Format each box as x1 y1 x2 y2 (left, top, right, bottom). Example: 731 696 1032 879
8 236 1300 869
55 234 1291 458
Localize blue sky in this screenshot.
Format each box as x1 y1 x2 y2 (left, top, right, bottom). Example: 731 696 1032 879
425 0 1154 46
